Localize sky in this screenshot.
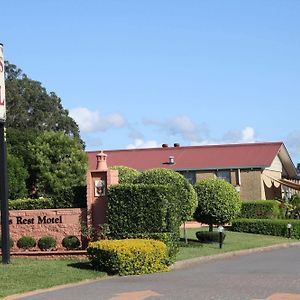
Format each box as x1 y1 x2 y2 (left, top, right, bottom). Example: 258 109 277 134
1 1 300 165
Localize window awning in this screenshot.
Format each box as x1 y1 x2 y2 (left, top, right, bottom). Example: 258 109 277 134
265 175 300 191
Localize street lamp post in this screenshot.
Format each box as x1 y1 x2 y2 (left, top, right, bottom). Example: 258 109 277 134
0 43 10 264
218 225 224 249
287 223 292 239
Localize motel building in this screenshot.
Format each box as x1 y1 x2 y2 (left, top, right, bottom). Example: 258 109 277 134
4 141 300 252
87 142 300 201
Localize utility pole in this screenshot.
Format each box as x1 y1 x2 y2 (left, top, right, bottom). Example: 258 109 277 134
0 43 10 264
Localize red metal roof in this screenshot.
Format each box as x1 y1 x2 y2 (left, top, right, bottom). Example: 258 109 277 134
87 142 284 171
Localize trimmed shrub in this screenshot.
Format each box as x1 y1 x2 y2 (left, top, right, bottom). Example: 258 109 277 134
17 236 36 250
114 232 179 265
195 231 226 243
194 179 241 230
87 239 169 275
231 218 300 239
110 166 141 184
240 200 281 219
108 184 178 235
134 168 197 223
37 236 57 251
9 198 54 210
51 185 87 208
0 238 14 249
62 235 81 250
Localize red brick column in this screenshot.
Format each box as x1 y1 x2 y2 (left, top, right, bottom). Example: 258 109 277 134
86 151 118 230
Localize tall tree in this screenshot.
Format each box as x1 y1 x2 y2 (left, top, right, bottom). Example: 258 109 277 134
7 152 28 199
4 61 80 138
6 128 40 191
30 131 87 197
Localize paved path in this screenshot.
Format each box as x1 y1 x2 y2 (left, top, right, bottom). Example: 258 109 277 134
15 244 300 300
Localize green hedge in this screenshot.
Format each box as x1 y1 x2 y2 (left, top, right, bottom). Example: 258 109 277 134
87 239 169 275
134 168 197 223
9 198 54 210
8 186 87 210
195 231 226 243
231 218 300 239
239 200 281 219
108 184 180 235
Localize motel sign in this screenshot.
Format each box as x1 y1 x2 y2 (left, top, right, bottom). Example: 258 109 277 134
0 44 6 122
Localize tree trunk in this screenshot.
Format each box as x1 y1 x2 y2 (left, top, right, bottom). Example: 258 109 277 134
209 223 213 232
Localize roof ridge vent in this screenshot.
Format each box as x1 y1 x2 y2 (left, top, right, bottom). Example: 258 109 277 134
169 156 175 164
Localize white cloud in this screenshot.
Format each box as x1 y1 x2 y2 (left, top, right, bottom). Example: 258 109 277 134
143 115 208 143
223 126 257 143
126 139 160 149
240 126 256 142
69 107 126 133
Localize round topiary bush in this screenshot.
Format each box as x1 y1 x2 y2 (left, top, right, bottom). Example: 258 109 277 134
62 235 81 250
37 236 57 251
135 168 197 224
194 179 241 231
110 166 141 184
17 236 36 250
0 238 14 249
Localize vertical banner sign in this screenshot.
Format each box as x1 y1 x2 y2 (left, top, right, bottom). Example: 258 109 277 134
0 43 10 264
0 44 6 122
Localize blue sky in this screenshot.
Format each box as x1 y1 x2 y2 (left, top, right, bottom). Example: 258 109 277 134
1 1 300 165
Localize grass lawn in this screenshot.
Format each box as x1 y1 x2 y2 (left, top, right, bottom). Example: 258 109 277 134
0 258 105 299
177 227 297 261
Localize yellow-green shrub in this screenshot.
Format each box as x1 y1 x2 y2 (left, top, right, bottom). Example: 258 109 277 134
87 239 169 275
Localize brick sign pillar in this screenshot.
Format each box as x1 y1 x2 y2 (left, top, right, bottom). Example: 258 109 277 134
86 151 118 230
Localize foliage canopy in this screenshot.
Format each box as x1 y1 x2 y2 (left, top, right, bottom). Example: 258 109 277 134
110 165 140 184
4 62 86 206
30 131 87 198
194 179 241 229
5 61 80 138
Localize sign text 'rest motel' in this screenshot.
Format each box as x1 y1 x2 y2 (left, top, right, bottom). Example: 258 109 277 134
8 216 63 225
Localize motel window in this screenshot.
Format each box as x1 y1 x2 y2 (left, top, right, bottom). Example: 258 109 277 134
216 170 231 183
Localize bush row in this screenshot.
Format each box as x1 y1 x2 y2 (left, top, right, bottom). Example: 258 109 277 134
8 186 87 210
195 231 226 243
8 198 54 210
0 235 81 251
87 239 169 275
231 218 300 239
239 200 281 219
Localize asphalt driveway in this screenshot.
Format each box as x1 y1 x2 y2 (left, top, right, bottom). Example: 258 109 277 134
13 244 300 300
